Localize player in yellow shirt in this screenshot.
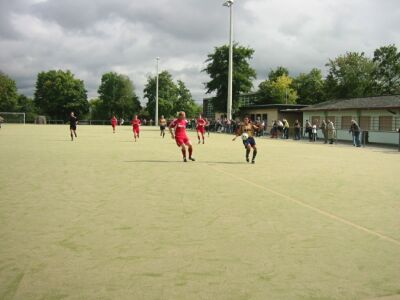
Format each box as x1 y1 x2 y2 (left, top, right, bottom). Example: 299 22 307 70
232 116 259 164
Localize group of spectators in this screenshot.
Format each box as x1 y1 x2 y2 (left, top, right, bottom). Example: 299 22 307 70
202 116 365 148
270 118 362 147
304 119 337 144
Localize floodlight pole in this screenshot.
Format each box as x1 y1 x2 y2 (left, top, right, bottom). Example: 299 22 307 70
224 0 234 121
155 57 160 126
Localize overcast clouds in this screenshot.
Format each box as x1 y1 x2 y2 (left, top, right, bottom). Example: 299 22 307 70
1 0 399 104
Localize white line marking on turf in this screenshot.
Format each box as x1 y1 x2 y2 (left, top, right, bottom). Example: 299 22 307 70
209 165 400 247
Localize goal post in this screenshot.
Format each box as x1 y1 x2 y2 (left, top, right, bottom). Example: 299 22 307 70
0 112 26 124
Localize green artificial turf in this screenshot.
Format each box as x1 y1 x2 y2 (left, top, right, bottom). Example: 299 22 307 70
0 124 399 300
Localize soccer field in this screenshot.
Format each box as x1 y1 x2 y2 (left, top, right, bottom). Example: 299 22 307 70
0 124 399 300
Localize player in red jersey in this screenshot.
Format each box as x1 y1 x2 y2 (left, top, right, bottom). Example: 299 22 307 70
196 114 207 144
111 115 117 133
169 111 195 162
131 115 141 142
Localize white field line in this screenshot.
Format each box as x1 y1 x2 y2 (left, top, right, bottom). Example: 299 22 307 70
209 165 400 247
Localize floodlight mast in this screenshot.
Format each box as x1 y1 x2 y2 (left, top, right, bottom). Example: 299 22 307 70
223 0 234 121
155 57 160 126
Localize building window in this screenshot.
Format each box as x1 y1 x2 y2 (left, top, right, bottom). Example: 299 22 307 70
341 116 352 130
379 116 393 131
311 116 320 127
262 114 268 123
360 116 371 130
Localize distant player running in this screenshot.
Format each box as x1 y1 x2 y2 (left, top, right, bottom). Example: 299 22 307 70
131 115 141 142
232 116 259 164
111 115 117 133
169 111 195 162
69 112 78 141
196 115 207 144
159 115 167 138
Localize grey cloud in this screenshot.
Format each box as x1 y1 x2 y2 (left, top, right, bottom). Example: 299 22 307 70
1 0 400 105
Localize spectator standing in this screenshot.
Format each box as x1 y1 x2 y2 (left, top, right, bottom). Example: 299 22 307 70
305 120 312 141
320 120 328 144
327 120 335 144
312 124 317 142
283 119 290 139
293 120 301 140
271 120 278 138
349 119 361 147
277 120 284 138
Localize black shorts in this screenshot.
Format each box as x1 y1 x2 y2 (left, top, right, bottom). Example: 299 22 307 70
160 125 166 130
70 125 77 130
243 137 256 147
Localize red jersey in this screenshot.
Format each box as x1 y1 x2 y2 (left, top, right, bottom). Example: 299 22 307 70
169 118 188 138
111 117 117 125
197 118 206 128
131 119 141 128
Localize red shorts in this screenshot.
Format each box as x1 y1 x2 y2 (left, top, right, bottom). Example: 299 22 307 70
133 128 140 134
112 124 116 128
197 127 205 134
175 136 190 146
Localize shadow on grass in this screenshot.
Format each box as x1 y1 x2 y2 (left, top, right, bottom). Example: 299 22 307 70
124 160 246 165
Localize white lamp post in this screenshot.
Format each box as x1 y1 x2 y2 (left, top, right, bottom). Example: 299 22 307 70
223 0 234 121
155 57 160 126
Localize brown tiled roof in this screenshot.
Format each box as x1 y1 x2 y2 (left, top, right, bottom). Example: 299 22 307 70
301 95 400 111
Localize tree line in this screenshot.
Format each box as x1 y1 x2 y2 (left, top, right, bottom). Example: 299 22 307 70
0 70 201 122
1 44 399 121
204 44 400 112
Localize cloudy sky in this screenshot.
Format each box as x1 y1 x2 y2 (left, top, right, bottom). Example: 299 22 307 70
1 0 399 104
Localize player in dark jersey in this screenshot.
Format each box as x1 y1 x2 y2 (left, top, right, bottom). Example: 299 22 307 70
69 112 78 141
232 116 259 164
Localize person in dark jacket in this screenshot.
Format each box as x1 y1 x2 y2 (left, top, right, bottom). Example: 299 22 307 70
305 120 312 141
294 120 301 140
349 119 361 147
320 120 328 144
69 112 78 141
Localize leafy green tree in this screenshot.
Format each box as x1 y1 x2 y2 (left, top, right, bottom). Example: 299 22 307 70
257 66 292 102
17 94 37 122
373 44 400 95
34 70 89 120
89 98 103 120
267 66 289 82
259 75 297 104
324 52 376 99
292 68 325 104
203 44 256 112
0 71 18 111
97 72 141 119
144 71 177 118
175 80 200 118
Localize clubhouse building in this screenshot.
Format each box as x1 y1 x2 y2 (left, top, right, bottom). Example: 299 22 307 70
203 94 400 145
301 95 400 145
